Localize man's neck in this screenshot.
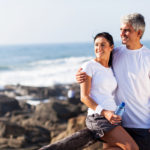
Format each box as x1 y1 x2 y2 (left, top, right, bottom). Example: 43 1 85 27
126 42 143 50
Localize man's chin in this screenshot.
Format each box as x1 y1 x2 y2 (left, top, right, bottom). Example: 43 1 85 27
122 40 127 45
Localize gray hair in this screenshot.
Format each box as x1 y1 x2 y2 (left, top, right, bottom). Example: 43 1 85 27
121 13 145 38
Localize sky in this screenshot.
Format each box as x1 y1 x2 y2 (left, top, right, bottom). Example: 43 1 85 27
0 0 150 45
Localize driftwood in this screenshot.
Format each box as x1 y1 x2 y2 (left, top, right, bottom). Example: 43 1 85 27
39 128 98 150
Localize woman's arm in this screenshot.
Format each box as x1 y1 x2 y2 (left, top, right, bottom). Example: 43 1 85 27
80 75 98 111
80 75 121 124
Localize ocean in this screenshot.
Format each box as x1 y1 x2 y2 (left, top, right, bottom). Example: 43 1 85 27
0 40 150 87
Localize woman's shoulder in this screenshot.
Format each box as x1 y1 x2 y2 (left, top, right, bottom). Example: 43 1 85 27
81 59 96 77
81 59 95 68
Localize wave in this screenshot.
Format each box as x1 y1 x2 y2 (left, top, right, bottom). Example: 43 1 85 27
0 56 93 87
0 66 12 71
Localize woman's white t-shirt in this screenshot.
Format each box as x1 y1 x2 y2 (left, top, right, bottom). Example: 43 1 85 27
81 59 117 115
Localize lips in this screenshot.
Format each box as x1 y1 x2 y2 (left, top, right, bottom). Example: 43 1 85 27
97 51 103 53
121 36 128 40
122 36 127 40
121 36 128 42
96 51 104 58
96 51 103 55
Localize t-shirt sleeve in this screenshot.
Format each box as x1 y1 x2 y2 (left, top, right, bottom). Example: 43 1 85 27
81 61 93 77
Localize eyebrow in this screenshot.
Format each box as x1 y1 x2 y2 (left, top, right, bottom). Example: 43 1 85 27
95 42 107 46
120 28 132 32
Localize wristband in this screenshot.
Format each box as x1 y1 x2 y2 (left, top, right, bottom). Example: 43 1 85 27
95 105 103 115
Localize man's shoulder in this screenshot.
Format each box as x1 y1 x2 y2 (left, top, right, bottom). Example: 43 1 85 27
113 45 125 55
142 45 150 53
141 46 150 65
142 46 150 58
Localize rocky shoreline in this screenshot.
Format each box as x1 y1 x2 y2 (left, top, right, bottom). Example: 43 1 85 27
0 83 102 150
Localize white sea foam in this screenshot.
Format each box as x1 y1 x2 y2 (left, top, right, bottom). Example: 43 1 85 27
0 56 93 87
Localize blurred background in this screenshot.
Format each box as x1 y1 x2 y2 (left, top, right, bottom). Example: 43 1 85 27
0 0 150 87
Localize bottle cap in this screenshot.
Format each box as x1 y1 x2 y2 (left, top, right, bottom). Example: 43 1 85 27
121 102 125 107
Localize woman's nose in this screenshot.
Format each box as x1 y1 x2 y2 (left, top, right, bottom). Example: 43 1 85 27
98 46 103 51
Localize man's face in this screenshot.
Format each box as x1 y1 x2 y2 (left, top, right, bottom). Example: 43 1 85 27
120 23 140 47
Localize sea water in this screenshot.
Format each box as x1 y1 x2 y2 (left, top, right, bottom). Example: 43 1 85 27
0 41 149 87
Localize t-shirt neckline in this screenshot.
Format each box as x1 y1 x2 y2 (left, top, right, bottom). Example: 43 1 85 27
125 45 144 53
93 59 111 70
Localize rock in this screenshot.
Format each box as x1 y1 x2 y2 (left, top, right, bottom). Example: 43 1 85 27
4 83 80 100
0 120 50 149
34 99 82 124
24 125 50 145
51 115 86 143
5 84 69 99
0 95 21 116
0 83 91 149
67 115 86 133
47 115 102 150
18 101 35 112
0 120 26 138
8 136 27 148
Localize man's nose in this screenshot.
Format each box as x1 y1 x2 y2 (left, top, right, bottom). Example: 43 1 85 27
120 30 124 36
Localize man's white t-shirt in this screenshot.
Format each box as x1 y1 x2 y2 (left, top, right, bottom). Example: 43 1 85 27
113 45 150 128
82 59 117 116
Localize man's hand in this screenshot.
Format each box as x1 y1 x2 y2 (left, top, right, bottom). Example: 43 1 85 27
75 68 87 83
101 110 122 125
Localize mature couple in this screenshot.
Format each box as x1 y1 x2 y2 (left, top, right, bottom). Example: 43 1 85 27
76 13 150 150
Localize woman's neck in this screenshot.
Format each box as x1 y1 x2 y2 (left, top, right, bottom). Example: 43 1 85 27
95 57 109 68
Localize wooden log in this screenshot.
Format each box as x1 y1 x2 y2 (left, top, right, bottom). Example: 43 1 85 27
39 128 97 150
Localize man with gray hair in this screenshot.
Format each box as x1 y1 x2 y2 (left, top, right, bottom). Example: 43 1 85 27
76 13 150 150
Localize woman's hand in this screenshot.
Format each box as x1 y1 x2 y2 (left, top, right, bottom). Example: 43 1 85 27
101 110 122 125
76 68 87 83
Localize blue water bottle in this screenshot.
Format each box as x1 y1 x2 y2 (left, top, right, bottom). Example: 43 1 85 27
115 102 125 117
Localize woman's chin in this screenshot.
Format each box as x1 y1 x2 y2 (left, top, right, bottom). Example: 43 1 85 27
96 54 103 58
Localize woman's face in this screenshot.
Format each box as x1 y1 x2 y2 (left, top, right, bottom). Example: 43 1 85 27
94 37 113 58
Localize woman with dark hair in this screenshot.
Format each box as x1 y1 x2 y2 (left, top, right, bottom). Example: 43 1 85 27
80 32 138 150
